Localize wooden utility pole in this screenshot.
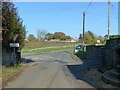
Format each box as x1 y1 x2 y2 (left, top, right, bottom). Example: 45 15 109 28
82 12 85 60
108 0 110 39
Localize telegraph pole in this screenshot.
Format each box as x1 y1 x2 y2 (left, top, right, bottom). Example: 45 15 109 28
108 0 110 39
82 12 85 60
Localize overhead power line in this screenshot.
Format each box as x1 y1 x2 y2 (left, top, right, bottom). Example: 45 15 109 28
84 0 93 13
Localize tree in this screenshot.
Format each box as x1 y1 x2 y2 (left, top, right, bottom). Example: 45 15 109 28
78 31 104 44
45 33 53 40
65 35 71 40
85 32 93 44
2 2 26 66
45 32 71 41
37 29 47 40
27 34 37 42
87 31 94 40
53 32 66 40
79 31 94 44
79 34 83 43
2 2 26 49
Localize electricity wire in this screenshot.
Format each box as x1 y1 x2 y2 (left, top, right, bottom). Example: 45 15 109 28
84 0 94 13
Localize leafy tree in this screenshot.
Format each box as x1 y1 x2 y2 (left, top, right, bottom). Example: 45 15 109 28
79 31 104 44
87 31 94 40
65 35 71 40
27 34 37 42
45 33 53 40
45 32 71 41
53 32 66 40
60 35 66 40
79 34 83 43
85 32 93 44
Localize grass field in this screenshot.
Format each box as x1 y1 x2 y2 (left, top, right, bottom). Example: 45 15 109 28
23 41 79 50
22 45 75 53
22 41 79 53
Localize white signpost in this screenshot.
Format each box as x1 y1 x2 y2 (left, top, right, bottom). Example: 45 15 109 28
10 34 19 64
10 43 19 47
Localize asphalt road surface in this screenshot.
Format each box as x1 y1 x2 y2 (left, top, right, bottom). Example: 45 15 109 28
5 50 94 88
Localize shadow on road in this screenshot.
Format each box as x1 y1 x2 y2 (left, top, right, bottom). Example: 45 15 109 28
67 59 103 79
22 58 36 64
67 59 103 87
63 50 73 54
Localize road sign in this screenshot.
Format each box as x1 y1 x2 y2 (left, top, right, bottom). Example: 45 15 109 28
10 43 19 47
13 34 19 41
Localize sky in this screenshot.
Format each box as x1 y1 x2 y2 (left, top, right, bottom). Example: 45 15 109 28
14 2 118 39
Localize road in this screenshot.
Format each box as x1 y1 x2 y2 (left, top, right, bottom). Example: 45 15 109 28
5 50 94 88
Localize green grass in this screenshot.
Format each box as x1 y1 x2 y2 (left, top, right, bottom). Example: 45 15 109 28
22 41 79 53
22 45 74 53
23 41 76 50
2 64 27 81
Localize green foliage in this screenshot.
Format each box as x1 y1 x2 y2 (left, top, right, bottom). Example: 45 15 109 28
88 31 94 38
110 35 120 39
85 31 94 44
45 33 53 40
74 50 86 59
65 35 71 39
79 31 105 44
27 34 37 42
2 2 26 49
79 34 83 43
45 32 71 41
103 35 120 45
53 32 65 40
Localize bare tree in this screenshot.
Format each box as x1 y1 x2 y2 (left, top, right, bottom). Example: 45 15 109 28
37 29 47 40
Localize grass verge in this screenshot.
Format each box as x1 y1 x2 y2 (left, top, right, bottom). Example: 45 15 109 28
2 64 27 81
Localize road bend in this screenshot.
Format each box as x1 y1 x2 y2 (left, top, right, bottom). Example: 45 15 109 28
5 50 94 88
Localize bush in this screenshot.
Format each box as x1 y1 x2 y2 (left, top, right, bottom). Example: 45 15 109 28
110 35 120 39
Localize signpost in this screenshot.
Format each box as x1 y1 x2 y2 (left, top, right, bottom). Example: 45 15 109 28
10 43 19 47
9 34 19 65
